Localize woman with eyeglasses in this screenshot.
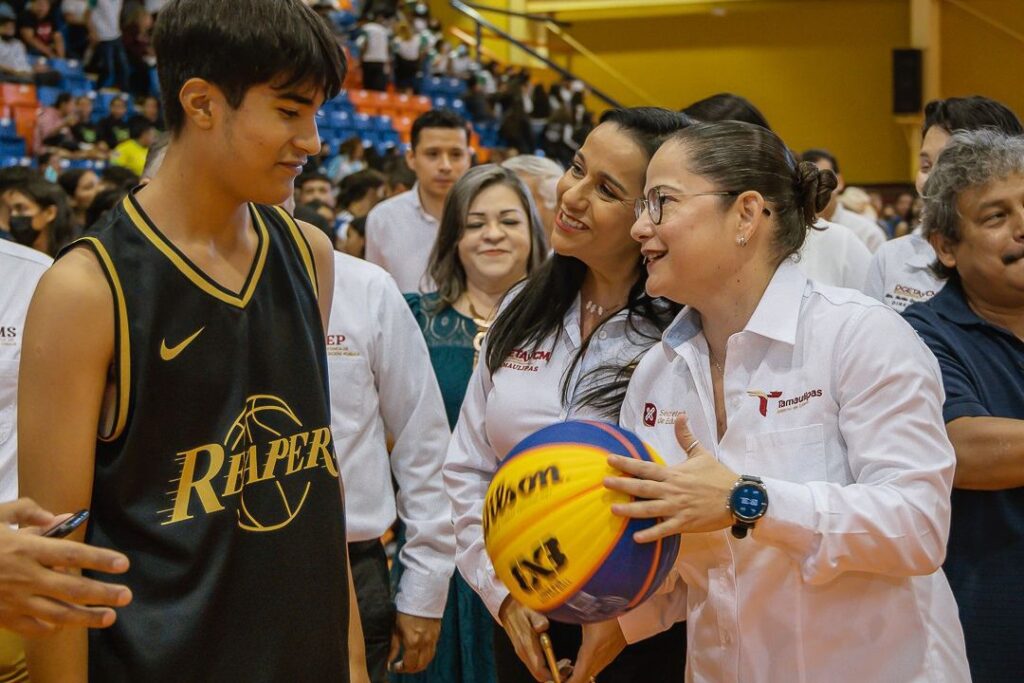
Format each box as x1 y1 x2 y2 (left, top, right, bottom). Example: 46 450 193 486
443 108 689 683
563 121 970 682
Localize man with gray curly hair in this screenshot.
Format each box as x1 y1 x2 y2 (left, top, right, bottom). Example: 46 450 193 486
501 155 562 242
903 128 1024 682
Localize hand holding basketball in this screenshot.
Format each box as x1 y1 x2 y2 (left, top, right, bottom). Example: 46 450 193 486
605 414 738 540
498 595 552 682
565 618 627 683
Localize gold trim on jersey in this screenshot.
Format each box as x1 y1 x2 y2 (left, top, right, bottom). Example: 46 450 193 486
78 237 131 443
122 197 270 309
273 205 318 298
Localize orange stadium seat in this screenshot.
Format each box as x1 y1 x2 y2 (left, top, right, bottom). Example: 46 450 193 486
0 83 37 108
347 89 371 108
11 106 36 142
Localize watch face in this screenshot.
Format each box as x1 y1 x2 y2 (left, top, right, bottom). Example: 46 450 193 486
731 483 767 522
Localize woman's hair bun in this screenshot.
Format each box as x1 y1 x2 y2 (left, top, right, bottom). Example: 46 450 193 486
794 161 838 226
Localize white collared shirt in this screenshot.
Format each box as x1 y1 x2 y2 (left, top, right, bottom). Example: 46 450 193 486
863 233 945 312
617 260 968 682
364 185 439 294
0 241 50 503
832 203 887 253
443 296 663 618
794 219 871 291
326 252 454 618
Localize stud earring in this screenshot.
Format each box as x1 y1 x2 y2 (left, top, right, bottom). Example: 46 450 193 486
736 235 747 246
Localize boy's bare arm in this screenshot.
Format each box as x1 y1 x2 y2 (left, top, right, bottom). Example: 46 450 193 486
19 247 116 682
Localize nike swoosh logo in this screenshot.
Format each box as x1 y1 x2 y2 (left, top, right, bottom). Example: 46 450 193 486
159 327 205 361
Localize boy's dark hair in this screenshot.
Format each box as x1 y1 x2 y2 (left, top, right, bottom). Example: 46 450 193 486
129 117 156 141
922 96 1023 138
0 166 38 193
682 93 772 131
296 171 332 190
385 161 416 191
411 109 467 150
801 148 840 175
294 203 334 241
55 92 73 108
102 165 141 190
57 168 89 197
153 0 346 135
337 169 385 208
86 187 128 231
347 215 367 237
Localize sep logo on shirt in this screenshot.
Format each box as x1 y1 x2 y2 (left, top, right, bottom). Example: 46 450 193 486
641 402 683 426
326 333 360 358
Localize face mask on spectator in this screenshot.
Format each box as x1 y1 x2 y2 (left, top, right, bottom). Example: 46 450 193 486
9 216 38 246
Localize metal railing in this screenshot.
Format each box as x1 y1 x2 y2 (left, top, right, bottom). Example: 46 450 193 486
448 0 624 109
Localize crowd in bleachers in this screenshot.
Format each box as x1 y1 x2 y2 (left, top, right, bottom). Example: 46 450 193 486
3 1 1024 682
0 0 921 262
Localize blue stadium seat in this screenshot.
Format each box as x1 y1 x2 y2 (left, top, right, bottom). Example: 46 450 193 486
48 58 84 78
0 155 32 168
0 118 18 139
352 113 373 132
0 140 26 157
37 86 62 107
371 115 391 131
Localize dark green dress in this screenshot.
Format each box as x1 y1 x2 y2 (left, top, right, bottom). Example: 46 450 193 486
391 293 498 683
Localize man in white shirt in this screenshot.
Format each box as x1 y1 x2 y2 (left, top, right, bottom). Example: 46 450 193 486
0 239 48 502
90 0 128 91
326 250 455 680
864 96 1022 312
357 14 391 91
794 218 870 290
802 148 887 252
365 109 471 293
0 5 32 81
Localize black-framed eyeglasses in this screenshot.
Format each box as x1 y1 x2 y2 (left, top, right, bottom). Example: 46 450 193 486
634 187 771 225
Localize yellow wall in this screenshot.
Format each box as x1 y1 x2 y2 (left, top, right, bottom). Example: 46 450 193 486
941 0 1024 120
561 0 911 184
429 0 1024 183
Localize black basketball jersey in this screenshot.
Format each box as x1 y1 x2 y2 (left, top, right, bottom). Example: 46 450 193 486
60 195 350 682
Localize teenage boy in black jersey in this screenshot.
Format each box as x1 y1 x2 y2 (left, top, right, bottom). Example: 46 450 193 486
18 1 369 681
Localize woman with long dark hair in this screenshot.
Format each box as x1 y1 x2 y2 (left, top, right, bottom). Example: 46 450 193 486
443 107 689 683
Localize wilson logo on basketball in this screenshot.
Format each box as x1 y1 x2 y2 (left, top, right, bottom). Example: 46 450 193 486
482 465 562 535
161 394 338 531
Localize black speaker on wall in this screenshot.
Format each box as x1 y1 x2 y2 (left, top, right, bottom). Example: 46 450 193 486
893 49 923 114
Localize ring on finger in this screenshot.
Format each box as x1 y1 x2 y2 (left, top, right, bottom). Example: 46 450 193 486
685 439 701 454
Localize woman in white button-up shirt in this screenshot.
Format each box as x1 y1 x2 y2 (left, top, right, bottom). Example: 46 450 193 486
566 121 970 683
443 108 690 683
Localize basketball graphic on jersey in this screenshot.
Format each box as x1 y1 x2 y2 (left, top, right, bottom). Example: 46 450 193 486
162 394 339 530
226 395 313 532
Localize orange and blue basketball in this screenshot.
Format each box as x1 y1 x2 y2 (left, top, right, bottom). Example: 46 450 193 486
482 420 680 624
